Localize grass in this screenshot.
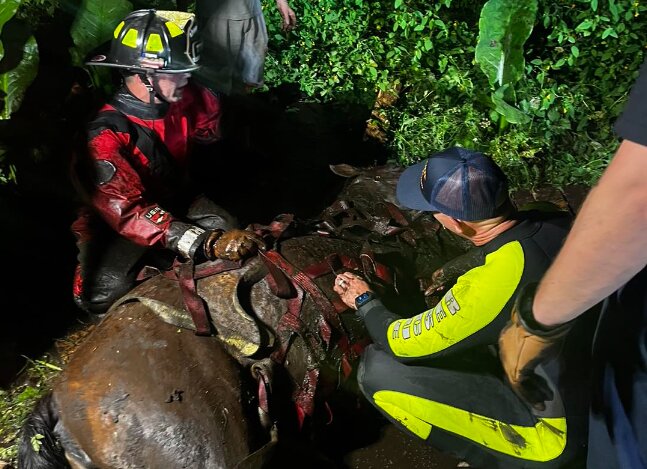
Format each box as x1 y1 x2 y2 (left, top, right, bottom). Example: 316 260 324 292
0 356 61 464
0 324 94 466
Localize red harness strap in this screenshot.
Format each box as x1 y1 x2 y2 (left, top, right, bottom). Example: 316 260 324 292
260 250 339 343
318 199 414 239
147 259 243 336
259 250 350 426
383 201 410 227
193 259 242 279
178 261 212 336
259 248 382 427
270 285 305 364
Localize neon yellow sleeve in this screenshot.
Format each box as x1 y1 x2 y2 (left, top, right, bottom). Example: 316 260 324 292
386 241 525 358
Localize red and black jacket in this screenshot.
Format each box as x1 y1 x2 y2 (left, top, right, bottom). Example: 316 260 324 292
71 82 221 258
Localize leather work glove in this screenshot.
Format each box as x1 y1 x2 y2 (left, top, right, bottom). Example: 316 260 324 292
203 229 266 261
499 283 572 411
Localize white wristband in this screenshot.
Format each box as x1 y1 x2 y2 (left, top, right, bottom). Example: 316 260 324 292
177 226 205 258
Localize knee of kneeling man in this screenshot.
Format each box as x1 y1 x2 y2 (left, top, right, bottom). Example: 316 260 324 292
357 344 385 396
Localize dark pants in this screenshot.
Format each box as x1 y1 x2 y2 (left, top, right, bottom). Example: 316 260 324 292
587 266 647 469
74 197 237 315
357 345 587 469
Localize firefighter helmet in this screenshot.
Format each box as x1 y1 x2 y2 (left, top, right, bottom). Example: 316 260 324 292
87 9 200 74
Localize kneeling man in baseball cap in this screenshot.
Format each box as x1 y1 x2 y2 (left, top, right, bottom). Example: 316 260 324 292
334 147 592 468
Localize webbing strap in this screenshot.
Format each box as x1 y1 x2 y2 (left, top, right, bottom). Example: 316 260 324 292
136 258 241 282
260 250 340 341
270 287 305 364
260 251 338 424
193 259 241 279
261 256 294 298
178 261 212 336
135 259 241 336
302 253 360 278
257 371 271 417
248 213 295 240
260 248 385 423
319 199 412 238
384 201 410 227
295 368 320 427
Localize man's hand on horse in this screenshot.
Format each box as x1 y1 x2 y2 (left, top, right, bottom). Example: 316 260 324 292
204 229 266 261
334 272 372 310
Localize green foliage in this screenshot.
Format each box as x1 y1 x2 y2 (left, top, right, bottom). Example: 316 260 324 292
475 0 537 126
67 0 132 97
0 0 36 184
491 84 530 125
15 0 59 26
0 147 17 184
264 0 647 188
0 356 61 464
264 0 481 102
0 0 21 60
69 0 132 67
264 0 376 103
0 35 39 120
30 433 45 453
475 0 538 88
0 0 643 189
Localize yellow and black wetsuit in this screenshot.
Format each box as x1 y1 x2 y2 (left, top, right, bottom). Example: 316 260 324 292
357 211 592 468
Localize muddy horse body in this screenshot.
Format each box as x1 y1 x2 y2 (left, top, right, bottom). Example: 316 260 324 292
21 302 260 468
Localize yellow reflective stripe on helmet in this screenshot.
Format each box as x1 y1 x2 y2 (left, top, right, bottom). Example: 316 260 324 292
387 241 524 358
165 21 184 38
145 33 164 53
114 21 125 39
122 28 139 49
374 390 567 462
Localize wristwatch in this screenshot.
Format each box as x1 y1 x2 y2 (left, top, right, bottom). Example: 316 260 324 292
355 291 376 309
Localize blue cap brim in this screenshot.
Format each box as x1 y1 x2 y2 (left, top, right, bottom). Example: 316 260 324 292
396 160 439 211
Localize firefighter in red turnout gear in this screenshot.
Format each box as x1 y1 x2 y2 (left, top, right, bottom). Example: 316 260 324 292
72 10 263 315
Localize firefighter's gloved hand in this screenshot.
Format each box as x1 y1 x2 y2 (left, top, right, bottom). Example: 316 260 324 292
499 283 572 411
203 229 265 261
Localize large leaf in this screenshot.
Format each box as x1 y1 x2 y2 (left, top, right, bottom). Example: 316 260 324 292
69 0 132 67
491 85 530 125
0 0 21 60
0 35 38 120
475 0 538 88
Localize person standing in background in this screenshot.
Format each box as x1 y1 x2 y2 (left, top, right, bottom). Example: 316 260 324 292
196 0 297 94
498 59 647 469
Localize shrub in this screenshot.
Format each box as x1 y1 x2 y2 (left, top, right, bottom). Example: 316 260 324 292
264 0 647 188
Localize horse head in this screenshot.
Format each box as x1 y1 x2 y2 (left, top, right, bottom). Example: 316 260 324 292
329 163 404 208
323 163 471 284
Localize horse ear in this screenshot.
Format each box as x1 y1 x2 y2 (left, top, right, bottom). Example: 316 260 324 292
329 164 360 178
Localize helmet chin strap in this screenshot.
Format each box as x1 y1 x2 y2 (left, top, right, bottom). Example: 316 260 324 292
141 72 167 104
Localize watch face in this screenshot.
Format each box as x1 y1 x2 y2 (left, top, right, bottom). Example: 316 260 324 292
355 292 373 307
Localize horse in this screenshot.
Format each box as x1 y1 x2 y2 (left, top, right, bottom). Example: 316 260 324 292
18 163 469 469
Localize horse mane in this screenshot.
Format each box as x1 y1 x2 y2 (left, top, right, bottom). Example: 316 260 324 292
18 393 70 469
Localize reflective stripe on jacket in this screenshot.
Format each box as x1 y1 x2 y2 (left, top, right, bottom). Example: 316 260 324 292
360 211 571 361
